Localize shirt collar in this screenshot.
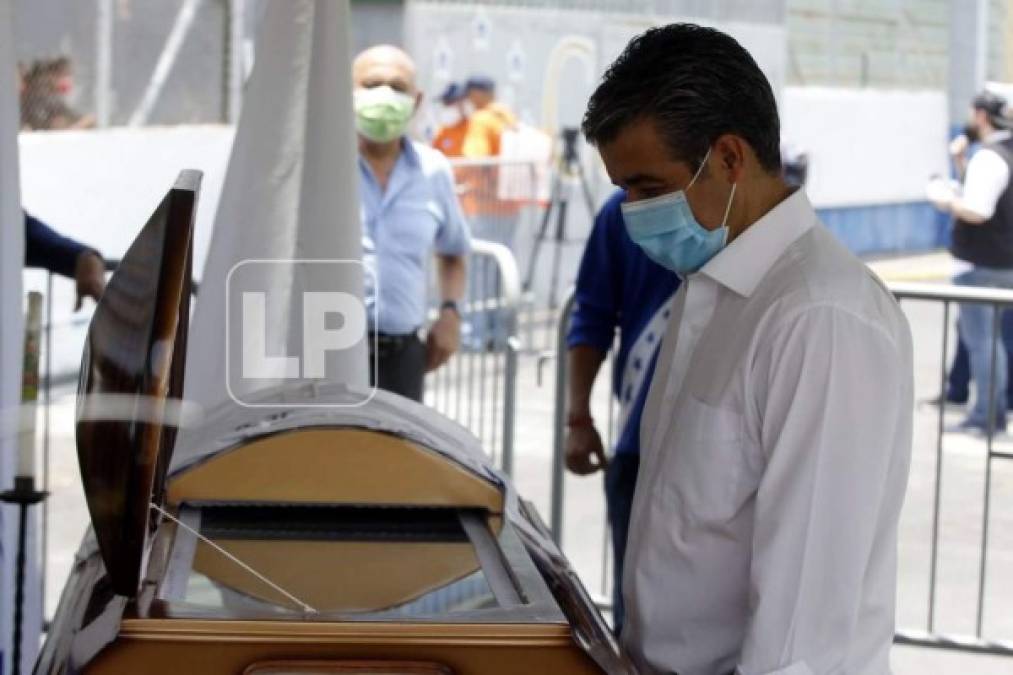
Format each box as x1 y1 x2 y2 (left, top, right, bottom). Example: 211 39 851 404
358 136 420 173
985 129 1012 144
398 136 421 167
698 187 815 297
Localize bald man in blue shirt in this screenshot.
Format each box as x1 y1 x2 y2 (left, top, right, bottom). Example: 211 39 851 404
354 45 470 401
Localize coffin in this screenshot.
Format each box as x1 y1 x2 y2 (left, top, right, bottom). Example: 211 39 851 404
35 171 634 675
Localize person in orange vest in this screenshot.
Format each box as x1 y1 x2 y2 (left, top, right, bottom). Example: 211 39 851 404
433 82 469 157
461 76 517 158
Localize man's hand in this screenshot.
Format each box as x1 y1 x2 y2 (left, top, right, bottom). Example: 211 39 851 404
565 346 608 474
565 419 608 475
74 250 106 311
949 133 970 159
926 177 959 213
426 307 460 372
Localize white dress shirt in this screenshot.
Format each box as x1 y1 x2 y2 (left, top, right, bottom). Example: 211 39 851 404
962 129 1012 220
623 189 914 675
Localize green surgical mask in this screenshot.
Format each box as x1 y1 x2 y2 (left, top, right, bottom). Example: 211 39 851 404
354 85 415 143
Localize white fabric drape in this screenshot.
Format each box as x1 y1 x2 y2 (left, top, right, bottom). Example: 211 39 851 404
182 0 367 444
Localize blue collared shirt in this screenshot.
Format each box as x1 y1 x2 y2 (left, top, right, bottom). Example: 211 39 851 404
359 139 471 334
566 190 682 455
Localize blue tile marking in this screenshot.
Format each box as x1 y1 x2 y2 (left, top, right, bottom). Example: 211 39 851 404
817 200 950 257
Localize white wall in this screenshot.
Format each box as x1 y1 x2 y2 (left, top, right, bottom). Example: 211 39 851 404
19 125 233 271
781 87 950 208
19 125 234 376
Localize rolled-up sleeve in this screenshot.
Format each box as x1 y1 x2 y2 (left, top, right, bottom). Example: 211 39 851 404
739 304 911 674
25 210 92 278
433 159 471 256
566 201 623 352
962 147 1010 220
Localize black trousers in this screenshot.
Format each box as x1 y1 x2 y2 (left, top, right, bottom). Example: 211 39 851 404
369 331 426 402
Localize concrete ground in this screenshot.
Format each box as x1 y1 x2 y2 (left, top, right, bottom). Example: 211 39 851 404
33 251 1013 673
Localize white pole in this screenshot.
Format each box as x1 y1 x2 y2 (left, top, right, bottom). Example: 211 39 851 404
94 0 113 127
973 0 990 91
128 0 202 127
949 0 990 126
226 0 245 125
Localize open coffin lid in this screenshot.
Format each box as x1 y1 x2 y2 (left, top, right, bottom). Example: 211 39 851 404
76 170 201 597
64 170 636 675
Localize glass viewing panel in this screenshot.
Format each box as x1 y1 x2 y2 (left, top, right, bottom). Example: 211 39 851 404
164 505 503 617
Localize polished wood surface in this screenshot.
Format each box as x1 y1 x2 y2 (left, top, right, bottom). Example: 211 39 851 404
76 170 200 596
244 662 453 675
167 429 504 514
86 620 603 675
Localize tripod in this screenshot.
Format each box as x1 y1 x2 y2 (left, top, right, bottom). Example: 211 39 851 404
522 128 596 312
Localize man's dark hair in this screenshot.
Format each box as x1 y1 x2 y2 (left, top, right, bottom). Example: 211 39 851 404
973 91 1009 129
465 75 496 93
582 24 782 174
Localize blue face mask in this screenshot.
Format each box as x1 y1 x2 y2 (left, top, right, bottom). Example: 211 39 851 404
620 147 737 276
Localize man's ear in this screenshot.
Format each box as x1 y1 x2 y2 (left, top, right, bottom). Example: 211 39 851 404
414 91 424 112
713 134 747 183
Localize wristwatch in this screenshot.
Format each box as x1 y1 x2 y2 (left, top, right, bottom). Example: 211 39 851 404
440 300 460 317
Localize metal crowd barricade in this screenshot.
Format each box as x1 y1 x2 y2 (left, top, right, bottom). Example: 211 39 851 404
540 288 619 611
548 282 1013 657
447 155 553 354
888 282 1013 658
423 238 522 475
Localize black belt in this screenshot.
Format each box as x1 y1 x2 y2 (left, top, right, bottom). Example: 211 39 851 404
369 329 422 348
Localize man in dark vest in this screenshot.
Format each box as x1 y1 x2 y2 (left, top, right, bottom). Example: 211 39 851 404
931 91 1013 433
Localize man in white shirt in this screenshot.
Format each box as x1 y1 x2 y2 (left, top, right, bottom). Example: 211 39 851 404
581 24 914 674
931 91 1013 434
